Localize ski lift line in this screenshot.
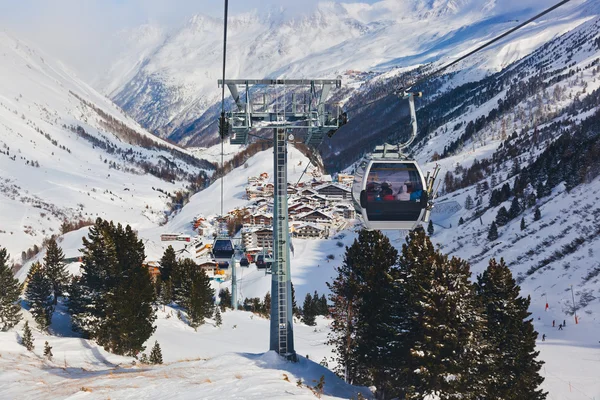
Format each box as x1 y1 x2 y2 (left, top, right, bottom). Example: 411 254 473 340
220 0 229 220
409 0 572 89
344 0 572 116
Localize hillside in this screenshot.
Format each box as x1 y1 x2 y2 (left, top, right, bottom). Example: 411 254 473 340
0 31 213 265
101 0 592 146
0 306 367 400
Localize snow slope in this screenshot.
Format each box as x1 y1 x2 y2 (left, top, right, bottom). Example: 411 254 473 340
103 0 592 146
0 31 211 265
0 307 367 400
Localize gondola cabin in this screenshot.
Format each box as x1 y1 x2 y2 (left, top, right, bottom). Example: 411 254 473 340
353 160 428 230
212 238 234 259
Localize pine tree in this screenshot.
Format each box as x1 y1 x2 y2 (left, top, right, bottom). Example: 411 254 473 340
214 306 223 327
534 207 541 221
491 175 497 189
427 219 434 235
99 223 156 356
174 259 214 329
149 341 163 364
509 197 522 219
159 279 173 306
218 288 231 312
352 230 401 399
25 262 53 331
44 341 53 360
488 222 499 241
495 206 510 226
159 245 177 283
520 217 526 231
328 229 400 395
464 194 474 210
319 294 328 316
303 293 316 326
22 321 34 351
475 259 547 399
458 217 465 226
511 158 521 176
327 231 371 385
69 219 117 337
43 238 69 305
400 229 490 400
0 247 22 331
291 282 299 317
263 291 271 317
69 219 156 356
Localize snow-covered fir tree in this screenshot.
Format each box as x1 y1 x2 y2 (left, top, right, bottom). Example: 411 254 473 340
399 229 491 400
22 321 34 351
475 258 547 399
173 258 214 329
149 341 163 364
218 288 232 312
214 306 222 327
43 238 69 305
0 247 22 331
25 262 53 331
302 293 317 326
159 245 177 283
488 221 499 241
44 341 53 360
69 218 156 356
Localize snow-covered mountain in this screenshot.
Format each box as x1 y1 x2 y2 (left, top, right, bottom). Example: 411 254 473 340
0 31 213 265
100 0 591 147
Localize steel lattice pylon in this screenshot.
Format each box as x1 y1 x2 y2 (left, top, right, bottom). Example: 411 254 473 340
218 79 343 360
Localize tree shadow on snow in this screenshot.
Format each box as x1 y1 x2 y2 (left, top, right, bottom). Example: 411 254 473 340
238 351 371 399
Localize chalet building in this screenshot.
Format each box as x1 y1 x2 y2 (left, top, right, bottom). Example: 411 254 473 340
256 228 274 249
253 212 273 226
144 261 161 282
289 204 314 216
264 183 274 194
292 223 327 239
299 188 317 197
287 184 298 195
197 260 218 276
296 210 333 224
315 183 352 200
312 194 328 207
241 226 274 250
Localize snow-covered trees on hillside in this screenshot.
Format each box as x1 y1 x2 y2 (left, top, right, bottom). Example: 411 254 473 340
44 238 69 306
25 262 53 331
328 228 546 399
172 258 214 329
476 258 546 399
0 247 21 331
69 218 156 356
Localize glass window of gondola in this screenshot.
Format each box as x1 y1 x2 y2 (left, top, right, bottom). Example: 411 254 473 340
213 239 234 257
364 162 424 222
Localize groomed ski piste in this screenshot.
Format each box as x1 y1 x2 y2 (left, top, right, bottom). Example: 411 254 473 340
2 142 600 399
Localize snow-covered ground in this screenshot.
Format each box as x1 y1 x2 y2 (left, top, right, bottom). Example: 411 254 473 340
0 31 211 265
0 306 367 400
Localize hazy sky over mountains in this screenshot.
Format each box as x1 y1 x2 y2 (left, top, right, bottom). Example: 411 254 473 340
0 0 375 80
0 0 560 82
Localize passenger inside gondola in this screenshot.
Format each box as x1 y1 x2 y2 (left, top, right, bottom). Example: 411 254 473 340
364 162 425 221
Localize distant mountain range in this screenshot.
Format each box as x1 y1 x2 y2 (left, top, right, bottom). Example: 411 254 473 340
95 0 592 148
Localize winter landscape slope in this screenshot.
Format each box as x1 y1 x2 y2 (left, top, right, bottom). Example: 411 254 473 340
0 31 212 265
100 0 592 147
3 2 600 399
